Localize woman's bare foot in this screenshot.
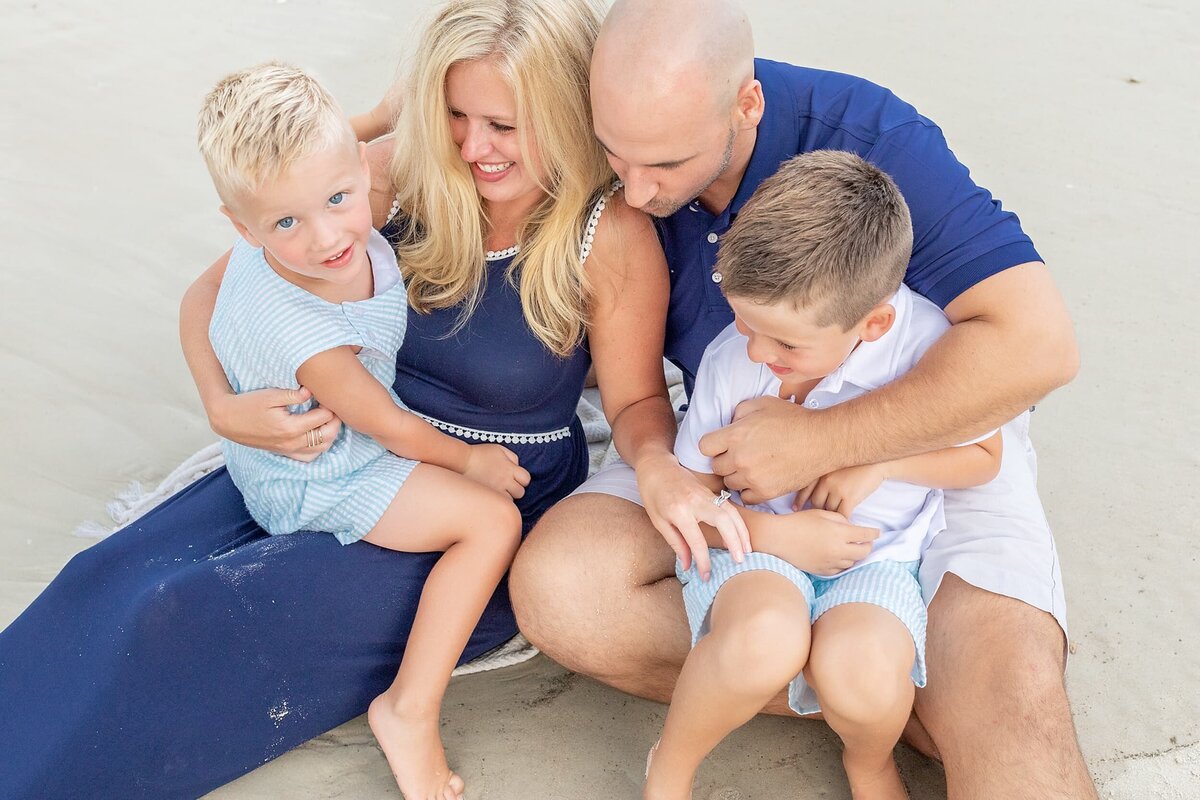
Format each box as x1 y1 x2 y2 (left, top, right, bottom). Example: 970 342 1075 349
367 693 465 800
844 752 908 800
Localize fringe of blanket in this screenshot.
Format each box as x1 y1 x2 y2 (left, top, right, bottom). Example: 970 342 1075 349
72 363 683 676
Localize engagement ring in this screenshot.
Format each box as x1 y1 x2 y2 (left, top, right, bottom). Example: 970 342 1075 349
712 489 731 507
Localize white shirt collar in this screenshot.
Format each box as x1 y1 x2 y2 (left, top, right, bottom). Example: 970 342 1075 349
809 285 913 397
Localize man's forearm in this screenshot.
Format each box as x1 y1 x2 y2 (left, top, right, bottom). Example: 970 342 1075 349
819 264 1077 471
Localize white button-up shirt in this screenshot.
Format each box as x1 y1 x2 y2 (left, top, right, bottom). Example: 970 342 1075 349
676 284 988 574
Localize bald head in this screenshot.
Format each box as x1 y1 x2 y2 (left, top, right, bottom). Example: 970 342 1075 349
590 0 762 216
594 0 754 116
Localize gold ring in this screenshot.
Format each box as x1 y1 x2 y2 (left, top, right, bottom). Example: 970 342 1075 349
305 428 316 448
316 426 324 446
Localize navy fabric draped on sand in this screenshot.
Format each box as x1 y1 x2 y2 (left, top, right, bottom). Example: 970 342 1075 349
0 232 591 799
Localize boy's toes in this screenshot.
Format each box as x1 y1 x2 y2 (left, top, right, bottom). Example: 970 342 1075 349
444 771 465 800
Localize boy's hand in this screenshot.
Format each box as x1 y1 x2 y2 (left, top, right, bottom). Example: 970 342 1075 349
462 444 530 499
766 509 880 576
212 387 341 462
794 463 889 518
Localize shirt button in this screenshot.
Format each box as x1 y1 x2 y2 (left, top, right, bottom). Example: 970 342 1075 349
706 232 719 244
711 271 722 284
807 399 819 409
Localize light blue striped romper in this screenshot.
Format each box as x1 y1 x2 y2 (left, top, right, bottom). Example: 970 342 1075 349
209 229 417 545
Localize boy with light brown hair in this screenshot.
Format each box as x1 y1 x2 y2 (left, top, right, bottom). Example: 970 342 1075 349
645 151 1004 800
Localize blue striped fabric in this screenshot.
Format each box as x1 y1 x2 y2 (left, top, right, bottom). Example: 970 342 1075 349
678 552 925 715
208 229 417 544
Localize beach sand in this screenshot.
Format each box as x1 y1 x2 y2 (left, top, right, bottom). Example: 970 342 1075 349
1 1 1197 797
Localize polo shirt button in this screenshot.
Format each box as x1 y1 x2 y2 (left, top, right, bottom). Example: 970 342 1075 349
807 399 819 409
706 232 719 244
711 271 722 284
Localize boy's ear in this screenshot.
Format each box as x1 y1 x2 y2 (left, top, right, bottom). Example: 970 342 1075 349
859 302 896 343
220 205 261 248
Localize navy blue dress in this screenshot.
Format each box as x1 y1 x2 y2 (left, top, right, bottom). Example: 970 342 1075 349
0 231 591 799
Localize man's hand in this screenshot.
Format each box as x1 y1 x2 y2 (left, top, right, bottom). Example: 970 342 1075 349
462 444 531 499
211 387 341 462
637 454 751 580
701 396 839 505
795 462 889 518
758 509 880 577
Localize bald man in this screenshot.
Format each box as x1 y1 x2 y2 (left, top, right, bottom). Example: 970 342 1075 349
510 1 1096 798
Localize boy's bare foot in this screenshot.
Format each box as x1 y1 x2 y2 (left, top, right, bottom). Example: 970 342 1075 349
368 693 465 800
844 753 908 800
643 740 693 800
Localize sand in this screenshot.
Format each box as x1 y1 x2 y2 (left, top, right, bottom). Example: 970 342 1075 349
1 0 1197 797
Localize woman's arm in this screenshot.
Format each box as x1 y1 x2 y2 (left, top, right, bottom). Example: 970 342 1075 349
585 193 750 575
349 81 404 144
179 252 340 460
295 347 530 498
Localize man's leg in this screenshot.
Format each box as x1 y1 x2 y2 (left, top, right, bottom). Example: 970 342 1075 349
916 414 1096 799
511 491 688 703
511 471 799 715
916 575 1095 799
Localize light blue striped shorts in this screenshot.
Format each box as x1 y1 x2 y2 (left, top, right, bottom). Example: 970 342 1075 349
677 552 926 715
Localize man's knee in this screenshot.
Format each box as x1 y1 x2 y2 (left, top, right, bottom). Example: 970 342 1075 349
920 574 1069 729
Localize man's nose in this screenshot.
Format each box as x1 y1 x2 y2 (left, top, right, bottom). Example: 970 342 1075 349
621 167 658 210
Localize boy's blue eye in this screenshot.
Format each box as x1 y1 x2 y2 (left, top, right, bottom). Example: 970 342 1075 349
329 192 344 205
276 217 295 230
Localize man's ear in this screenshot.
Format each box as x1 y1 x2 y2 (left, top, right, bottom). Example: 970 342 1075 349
220 205 260 248
860 303 896 343
734 79 764 130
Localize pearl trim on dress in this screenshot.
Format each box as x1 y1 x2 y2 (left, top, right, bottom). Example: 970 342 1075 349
415 412 571 444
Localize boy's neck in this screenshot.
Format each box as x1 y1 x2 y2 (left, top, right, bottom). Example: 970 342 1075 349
778 376 821 402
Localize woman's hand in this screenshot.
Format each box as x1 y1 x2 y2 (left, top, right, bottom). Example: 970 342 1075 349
210 386 341 462
794 462 889 518
462 444 531 500
637 454 751 581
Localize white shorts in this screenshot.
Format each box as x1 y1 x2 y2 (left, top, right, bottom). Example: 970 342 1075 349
571 411 1068 637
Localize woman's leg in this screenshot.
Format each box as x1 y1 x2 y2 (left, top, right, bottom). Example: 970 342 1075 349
644 571 810 800
363 465 522 800
0 468 518 800
805 604 916 800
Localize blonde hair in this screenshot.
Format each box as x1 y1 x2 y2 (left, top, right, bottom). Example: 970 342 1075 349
717 151 913 330
390 0 613 356
197 61 355 205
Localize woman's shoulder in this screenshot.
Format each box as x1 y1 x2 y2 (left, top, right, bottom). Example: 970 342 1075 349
583 181 660 268
365 136 399 229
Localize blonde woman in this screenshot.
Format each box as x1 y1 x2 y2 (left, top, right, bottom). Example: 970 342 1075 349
0 1 689 798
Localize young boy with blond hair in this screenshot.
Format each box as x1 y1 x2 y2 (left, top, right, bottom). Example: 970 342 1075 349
644 151 1004 800
197 61 529 800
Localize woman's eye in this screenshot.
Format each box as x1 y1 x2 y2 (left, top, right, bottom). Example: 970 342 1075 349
448 109 465 119
276 217 295 230
329 192 344 205
491 122 515 133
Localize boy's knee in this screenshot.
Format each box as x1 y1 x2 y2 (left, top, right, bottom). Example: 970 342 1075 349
713 604 809 691
808 636 914 724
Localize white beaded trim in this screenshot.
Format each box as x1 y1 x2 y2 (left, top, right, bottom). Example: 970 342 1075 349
485 244 520 261
416 412 571 444
579 180 623 265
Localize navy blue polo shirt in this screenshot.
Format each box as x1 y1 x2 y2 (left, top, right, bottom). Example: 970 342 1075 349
658 58 1042 396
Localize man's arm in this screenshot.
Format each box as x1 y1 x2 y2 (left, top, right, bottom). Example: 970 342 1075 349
704 261 1078 503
